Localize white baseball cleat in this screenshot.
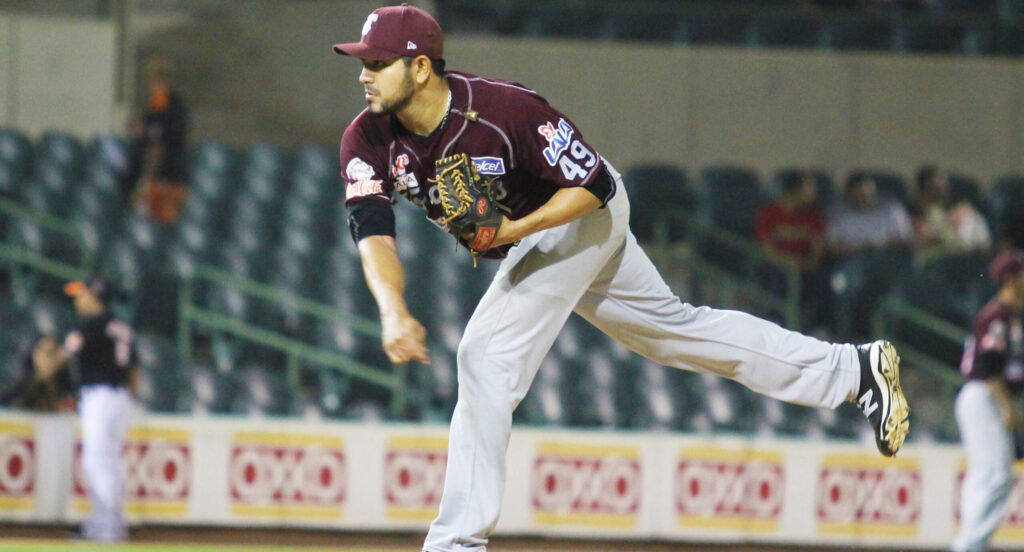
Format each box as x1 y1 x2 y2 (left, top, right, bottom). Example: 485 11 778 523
855 340 910 457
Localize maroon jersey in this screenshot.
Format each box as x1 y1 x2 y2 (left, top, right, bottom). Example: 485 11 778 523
960 298 1024 391
339 71 609 235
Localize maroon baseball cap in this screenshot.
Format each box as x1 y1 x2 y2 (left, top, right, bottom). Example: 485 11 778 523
989 250 1024 283
333 3 443 61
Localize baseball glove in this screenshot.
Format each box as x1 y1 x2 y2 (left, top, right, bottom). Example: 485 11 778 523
431 153 505 258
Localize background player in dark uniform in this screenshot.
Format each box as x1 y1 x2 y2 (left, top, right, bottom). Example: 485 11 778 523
61 275 137 542
953 250 1024 552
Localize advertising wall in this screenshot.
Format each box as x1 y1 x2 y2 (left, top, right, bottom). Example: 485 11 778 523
0 412 1021 549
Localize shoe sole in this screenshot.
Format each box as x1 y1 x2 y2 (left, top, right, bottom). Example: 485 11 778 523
872 341 909 456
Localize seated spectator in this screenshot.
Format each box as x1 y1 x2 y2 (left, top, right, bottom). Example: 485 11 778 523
755 170 828 328
825 172 915 339
827 171 915 255
910 165 991 258
0 335 76 412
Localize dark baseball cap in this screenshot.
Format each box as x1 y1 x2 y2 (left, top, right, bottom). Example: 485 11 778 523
333 3 443 61
989 250 1024 283
64 274 112 302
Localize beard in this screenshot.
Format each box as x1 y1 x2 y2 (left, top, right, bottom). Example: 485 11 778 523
368 70 415 115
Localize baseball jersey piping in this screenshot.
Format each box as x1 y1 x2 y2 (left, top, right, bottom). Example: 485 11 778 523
446 73 518 166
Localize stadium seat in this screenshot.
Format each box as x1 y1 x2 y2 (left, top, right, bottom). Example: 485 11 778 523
697 165 768 237
948 172 985 211
985 174 1024 243
27 297 78 337
858 169 911 206
701 376 761 434
820 16 896 51
0 128 33 173
994 22 1024 56
513 357 570 426
622 163 694 243
896 19 971 54
135 332 190 413
189 141 236 178
238 363 299 417
35 131 83 173
674 12 753 46
749 16 823 48
930 0 1001 16
600 10 680 43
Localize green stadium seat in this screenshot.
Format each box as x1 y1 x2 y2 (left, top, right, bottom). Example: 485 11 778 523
135 332 190 413
857 169 911 206
0 128 33 172
750 16 823 48
820 16 896 51
189 141 236 177
896 19 971 54
600 10 680 43
622 163 694 243
674 13 752 46
698 165 768 236
987 175 1024 244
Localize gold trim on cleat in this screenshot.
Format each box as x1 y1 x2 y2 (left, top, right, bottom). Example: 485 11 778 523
877 341 909 456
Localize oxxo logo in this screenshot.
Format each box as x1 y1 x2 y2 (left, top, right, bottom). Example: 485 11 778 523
0 432 35 502
74 436 192 506
675 447 784 530
229 435 346 510
384 437 448 519
817 455 920 534
531 443 641 526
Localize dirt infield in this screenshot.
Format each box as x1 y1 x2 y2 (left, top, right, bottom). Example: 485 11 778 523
0 524 947 552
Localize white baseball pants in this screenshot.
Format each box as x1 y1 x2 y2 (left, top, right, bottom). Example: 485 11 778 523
80 384 132 542
953 380 1014 552
423 164 862 552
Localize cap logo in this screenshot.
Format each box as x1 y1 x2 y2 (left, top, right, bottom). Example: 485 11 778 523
361 13 378 37
407 41 417 50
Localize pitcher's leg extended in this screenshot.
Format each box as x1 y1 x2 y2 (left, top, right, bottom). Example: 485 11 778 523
575 233 909 455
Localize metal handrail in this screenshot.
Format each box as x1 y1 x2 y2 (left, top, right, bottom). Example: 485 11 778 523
178 265 405 417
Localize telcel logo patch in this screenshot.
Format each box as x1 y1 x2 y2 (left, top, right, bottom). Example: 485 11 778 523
472 157 505 175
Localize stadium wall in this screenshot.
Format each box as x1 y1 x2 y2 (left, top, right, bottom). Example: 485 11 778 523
1 412 1023 549
1 6 1021 184
0 14 116 138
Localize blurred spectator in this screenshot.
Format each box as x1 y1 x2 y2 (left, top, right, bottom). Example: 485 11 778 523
910 165 991 258
826 171 914 256
825 172 914 339
123 56 189 225
755 170 828 328
0 335 76 412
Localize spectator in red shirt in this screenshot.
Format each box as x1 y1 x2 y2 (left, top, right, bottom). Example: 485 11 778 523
755 170 828 331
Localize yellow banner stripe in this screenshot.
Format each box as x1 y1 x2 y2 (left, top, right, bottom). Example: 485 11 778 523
536 442 638 458
233 432 343 448
679 447 782 463
0 496 33 510
231 503 344 520
387 436 449 451
386 506 439 521
677 514 778 532
125 501 188 516
0 423 33 437
532 511 637 529
126 427 191 443
821 454 919 470
818 521 917 537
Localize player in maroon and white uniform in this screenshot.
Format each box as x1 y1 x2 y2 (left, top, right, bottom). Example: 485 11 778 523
953 250 1024 552
332 5 909 551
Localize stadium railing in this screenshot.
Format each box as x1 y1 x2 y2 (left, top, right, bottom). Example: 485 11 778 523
177 265 407 417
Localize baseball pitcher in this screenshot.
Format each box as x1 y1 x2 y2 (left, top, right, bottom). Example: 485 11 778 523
332 5 910 551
